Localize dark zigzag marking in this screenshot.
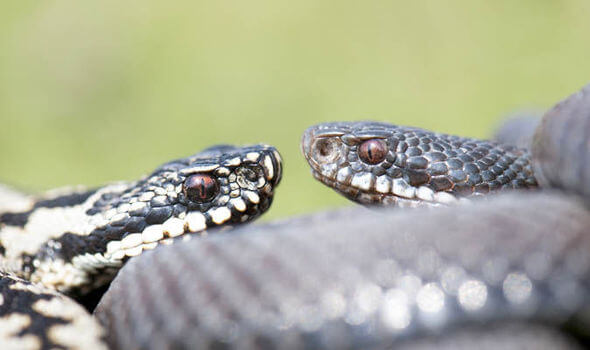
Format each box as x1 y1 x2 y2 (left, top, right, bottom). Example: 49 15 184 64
0 189 97 228
0 273 69 349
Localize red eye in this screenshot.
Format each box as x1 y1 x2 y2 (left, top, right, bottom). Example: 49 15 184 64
359 139 387 164
183 174 219 202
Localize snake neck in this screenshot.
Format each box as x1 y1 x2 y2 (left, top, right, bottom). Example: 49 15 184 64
0 184 129 295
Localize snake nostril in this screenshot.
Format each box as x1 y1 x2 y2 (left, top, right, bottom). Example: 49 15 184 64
318 142 331 157
312 138 341 163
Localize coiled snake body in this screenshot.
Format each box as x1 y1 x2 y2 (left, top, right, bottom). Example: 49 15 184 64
0 145 282 349
96 84 590 349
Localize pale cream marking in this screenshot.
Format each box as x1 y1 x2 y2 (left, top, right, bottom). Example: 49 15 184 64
142 242 158 250
392 178 416 199
128 201 146 213
180 164 219 174
209 207 231 224
218 195 230 205
272 149 282 180
434 192 458 204
162 218 184 237
32 298 108 350
142 225 165 242
0 313 40 350
120 233 142 249
375 175 391 194
116 203 130 213
99 210 215 261
154 187 166 196
9 279 55 296
224 157 241 166
351 173 375 191
215 167 230 176
106 241 121 255
123 246 143 257
0 185 34 212
110 250 126 260
263 155 274 180
244 191 260 204
416 186 435 201
336 167 352 184
185 212 207 232
138 191 155 202
230 198 246 212
246 152 260 162
30 258 121 291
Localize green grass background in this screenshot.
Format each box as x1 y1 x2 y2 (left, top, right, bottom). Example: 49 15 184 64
1 1 589 219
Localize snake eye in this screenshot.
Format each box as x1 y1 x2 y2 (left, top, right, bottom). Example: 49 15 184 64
359 139 388 164
183 174 219 202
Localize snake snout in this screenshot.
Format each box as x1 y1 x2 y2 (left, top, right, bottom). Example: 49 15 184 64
301 128 314 162
263 146 283 188
301 127 344 173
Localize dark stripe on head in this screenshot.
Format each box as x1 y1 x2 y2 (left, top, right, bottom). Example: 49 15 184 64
0 273 70 348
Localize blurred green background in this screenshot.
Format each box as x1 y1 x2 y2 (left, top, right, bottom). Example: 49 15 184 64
1 1 589 219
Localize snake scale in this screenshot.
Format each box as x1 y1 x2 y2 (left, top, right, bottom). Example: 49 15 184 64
94 84 590 349
0 144 282 349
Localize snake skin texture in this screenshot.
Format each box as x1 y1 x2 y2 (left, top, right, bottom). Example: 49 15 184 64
395 323 581 350
95 192 590 349
532 84 590 202
96 83 590 349
492 113 541 149
0 144 282 349
0 271 108 350
301 121 537 206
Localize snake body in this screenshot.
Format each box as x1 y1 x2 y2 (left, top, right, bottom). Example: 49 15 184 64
96 192 590 349
96 83 590 349
0 144 282 349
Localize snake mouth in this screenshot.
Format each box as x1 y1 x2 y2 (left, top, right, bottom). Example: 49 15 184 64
310 169 458 207
102 213 233 262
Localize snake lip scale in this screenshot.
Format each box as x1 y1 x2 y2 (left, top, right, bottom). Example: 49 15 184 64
0 144 282 297
302 121 538 206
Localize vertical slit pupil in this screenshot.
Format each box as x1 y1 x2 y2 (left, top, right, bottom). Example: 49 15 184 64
184 174 219 202
359 139 387 164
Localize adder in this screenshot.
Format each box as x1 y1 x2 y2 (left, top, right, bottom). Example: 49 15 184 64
0 144 282 349
96 84 590 349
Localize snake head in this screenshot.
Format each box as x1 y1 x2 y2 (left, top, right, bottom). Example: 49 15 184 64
26 144 282 294
302 121 535 207
96 144 283 258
